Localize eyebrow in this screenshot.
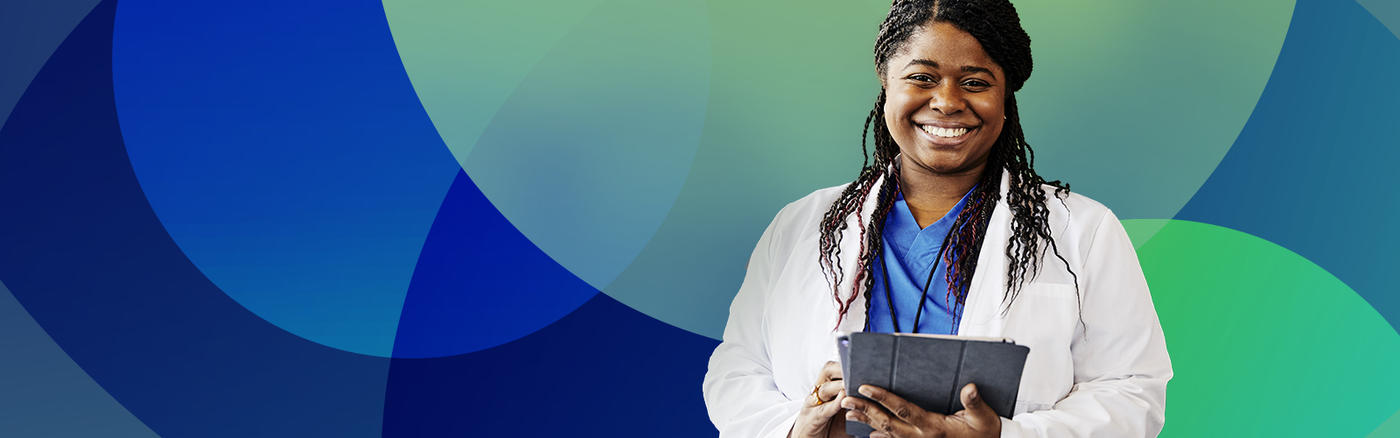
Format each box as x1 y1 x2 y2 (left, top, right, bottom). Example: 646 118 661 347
906 59 997 79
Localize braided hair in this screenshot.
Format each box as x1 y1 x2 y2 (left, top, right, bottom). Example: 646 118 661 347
820 0 1078 331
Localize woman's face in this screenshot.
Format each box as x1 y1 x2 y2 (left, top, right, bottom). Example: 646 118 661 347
882 21 1006 177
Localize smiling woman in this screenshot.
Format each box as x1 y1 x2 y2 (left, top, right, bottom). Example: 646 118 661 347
701 1 1171 437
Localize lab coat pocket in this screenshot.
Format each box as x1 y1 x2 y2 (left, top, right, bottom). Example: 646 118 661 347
1005 283 1079 408
1019 282 1079 302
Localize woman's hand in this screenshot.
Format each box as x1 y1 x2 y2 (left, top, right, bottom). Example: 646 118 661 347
840 383 1001 438
788 361 853 438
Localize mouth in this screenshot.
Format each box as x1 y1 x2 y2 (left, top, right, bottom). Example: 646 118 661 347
917 123 978 146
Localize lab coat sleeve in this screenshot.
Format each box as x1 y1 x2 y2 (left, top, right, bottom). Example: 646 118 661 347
702 208 803 438
1000 210 1173 438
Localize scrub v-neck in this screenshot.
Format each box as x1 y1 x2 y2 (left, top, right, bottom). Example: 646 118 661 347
866 186 974 334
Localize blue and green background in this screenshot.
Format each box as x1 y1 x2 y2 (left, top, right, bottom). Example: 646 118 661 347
1 0 1397 436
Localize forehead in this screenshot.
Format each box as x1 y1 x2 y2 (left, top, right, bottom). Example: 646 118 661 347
891 21 1000 72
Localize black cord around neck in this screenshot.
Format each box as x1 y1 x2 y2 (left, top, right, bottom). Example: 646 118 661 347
878 236 951 334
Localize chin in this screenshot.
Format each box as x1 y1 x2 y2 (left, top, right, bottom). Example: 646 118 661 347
906 151 974 175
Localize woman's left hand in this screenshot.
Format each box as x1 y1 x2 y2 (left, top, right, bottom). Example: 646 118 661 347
840 383 1001 438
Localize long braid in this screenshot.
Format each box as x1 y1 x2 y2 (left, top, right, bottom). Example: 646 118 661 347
823 92 900 330
819 0 1080 331
857 159 900 331
998 95 1079 311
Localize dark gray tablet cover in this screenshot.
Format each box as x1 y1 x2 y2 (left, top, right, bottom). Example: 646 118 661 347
836 332 1029 436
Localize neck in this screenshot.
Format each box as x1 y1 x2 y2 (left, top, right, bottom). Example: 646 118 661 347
897 156 984 229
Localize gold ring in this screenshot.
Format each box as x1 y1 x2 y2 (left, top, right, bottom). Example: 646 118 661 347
810 383 825 406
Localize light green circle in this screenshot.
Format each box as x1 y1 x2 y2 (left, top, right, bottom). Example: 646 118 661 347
1126 219 1400 436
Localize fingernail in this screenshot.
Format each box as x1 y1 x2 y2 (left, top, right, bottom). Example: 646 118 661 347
846 411 858 420
968 384 979 400
858 386 873 396
841 399 854 409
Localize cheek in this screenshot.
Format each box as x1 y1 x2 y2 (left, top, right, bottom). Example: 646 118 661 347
982 123 1004 145
972 98 1004 122
882 96 901 123
972 100 1006 142
882 103 905 137
883 93 918 128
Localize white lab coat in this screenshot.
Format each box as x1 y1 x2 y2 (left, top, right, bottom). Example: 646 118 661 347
702 169 1171 437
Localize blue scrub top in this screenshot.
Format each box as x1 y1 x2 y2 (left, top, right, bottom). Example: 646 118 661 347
866 187 975 335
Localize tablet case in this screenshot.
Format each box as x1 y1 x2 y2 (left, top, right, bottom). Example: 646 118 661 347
836 332 1029 437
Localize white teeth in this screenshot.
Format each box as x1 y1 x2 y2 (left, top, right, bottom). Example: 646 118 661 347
921 125 969 138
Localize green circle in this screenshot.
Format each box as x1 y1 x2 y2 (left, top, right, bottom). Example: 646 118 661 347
1126 219 1400 436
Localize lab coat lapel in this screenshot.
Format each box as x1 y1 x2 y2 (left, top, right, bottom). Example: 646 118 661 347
958 170 1011 336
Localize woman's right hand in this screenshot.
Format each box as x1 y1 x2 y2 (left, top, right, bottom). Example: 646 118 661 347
789 361 852 438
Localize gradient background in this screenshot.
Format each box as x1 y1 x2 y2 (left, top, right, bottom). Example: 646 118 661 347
1 0 1397 436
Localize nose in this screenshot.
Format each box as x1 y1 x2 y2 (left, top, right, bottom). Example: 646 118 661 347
929 82 966 115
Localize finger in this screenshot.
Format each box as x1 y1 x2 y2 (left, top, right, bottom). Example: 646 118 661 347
858 384 932 424
806 388 845 415
958 383 1001 430
844 408 872 427
841 392 913 435
807 381 845 408
806 389 845 425
817 380 845 403
844 404 915 437
818 360 844 383
813 394 845 418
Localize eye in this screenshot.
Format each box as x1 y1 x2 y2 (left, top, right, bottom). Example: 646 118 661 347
907 73 937 84
961 79 991 91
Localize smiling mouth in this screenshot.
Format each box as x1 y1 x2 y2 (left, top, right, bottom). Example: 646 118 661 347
918 124 977 142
